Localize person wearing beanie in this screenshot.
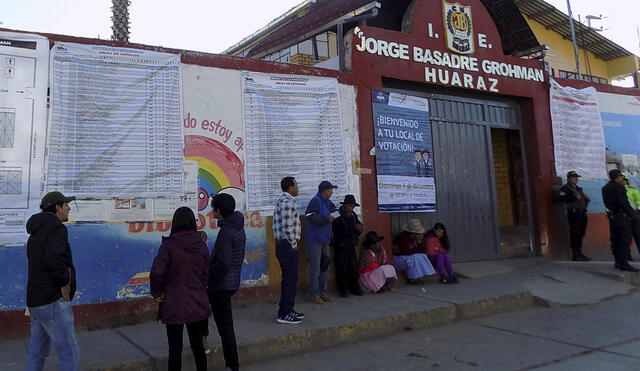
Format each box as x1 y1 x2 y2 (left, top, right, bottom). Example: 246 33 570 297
208 193 246 371
558 171 591 261
601 169 639 272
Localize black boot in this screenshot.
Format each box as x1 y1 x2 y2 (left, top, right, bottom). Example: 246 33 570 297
449 275 459 284
579 254 592 261
439 275 449 284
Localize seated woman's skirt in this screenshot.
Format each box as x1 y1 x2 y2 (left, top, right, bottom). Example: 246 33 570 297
392 253 436 280
359 264 397 293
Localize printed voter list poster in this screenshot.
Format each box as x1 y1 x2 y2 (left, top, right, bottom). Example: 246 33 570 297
372 90 436 212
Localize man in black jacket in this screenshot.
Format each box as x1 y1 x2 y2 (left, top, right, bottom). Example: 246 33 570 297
332 194 364 297
209 193 246 371
25 191 80 371
602 169 640 272
559 171 591 261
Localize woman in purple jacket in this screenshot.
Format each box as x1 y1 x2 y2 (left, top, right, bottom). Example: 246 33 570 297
150 207 210 371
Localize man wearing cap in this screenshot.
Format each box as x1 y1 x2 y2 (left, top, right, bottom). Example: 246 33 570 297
331 194 364 297
601 169 640 272
25 191 80 370
305 180 338 304
558 171 591 261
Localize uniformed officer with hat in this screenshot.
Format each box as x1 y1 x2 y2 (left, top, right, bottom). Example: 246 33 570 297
559 170 591 261
602 169 640 272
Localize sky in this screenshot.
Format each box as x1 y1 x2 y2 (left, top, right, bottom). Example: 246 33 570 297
1 0 639 56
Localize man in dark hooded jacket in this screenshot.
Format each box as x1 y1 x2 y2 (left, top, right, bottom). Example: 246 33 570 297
25 191 80 371
208 193 246 371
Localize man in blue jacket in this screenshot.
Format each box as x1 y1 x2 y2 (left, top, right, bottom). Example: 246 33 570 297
209 193 246 371
305 180 338 304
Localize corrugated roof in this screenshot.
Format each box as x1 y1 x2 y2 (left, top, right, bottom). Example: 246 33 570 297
515 0 635 61
226 0 634 62
232 0 540 58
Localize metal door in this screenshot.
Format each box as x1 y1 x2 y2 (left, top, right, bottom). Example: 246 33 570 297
392 121 500 260
385 86 530 261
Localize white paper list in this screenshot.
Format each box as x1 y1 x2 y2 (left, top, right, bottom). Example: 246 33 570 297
45 42 184 198
242 72 349 211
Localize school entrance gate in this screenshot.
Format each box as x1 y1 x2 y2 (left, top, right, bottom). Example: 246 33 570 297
387 87 533 261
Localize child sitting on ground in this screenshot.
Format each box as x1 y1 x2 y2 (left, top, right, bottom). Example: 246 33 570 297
423 222 459 284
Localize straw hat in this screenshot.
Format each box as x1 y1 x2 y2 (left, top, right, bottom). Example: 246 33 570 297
402 218 426 234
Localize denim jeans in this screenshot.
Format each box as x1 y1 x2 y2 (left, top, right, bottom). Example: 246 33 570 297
26 299 80 371
307 242 329 297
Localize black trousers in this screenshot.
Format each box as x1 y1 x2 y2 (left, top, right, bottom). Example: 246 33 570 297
275 240 299 317
334 246 359 294
209 290 239 371
567 210 588 258
165 319 208 371
608 213 632 265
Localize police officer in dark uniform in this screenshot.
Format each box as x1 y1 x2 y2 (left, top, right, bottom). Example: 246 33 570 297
601 169 640 272
559 171 591 261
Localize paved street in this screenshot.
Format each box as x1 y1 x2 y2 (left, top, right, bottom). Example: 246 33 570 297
243 291 640 371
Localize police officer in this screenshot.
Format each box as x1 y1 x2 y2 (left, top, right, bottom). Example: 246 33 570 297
559 171 591 261
622 172 640 260
601 169 640 272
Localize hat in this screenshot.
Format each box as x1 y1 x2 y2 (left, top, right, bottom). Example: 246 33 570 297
609 169 623 180
363 231 384 246
318 180 338 191
566 171 581 178
340 194 360 206
402 218 426 234
40 191 75 210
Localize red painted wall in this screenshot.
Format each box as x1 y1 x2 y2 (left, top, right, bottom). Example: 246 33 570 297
345 0 557 256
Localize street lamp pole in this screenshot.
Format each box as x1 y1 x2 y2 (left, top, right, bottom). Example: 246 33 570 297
566 0 581 80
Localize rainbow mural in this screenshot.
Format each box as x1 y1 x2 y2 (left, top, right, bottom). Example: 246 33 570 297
185 135 245 211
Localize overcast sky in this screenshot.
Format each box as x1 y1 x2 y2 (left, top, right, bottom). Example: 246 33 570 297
1 0 639 55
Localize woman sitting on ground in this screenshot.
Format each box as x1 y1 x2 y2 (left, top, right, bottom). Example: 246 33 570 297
358 231 398 293
392 218 436 284
424 222 459 284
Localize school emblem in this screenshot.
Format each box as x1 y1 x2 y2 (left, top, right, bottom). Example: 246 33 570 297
443 1 474 54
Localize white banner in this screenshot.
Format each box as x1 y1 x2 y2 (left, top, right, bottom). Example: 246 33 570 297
242 71 352 212
0 32 49 246
45 42 184 198
550 79 606 178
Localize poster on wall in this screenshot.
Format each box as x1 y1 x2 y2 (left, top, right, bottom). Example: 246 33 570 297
550 79 606 179
371 90 436 212
45 42 184 199
599 91 640 184
0 32 49 246
242 71 352 212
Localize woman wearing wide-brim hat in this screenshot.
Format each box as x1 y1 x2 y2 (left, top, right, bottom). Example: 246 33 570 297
358 231 398 293
391 218 436 283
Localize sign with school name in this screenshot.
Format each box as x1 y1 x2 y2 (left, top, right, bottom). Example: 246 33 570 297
352 0 544 93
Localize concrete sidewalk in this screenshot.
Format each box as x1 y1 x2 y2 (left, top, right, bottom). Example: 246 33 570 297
2 256 638 371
